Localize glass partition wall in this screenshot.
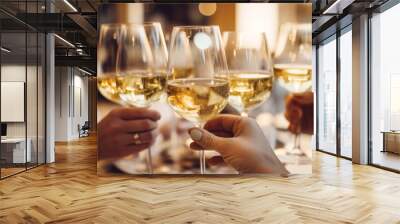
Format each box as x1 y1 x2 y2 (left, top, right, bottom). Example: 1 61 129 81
339 27 352 159
370 2 400 172
0 2 46 179
316 26 353 159
317 35 337 155
315 0 400 172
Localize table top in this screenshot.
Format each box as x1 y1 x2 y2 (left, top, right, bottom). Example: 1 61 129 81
381 131 400 134
1 137 29 143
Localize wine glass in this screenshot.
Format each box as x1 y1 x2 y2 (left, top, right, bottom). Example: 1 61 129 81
97 23 167 174
117 23 168 174
274 23 312 155
167 26 229 174
97 23 126 105
223 31 274 117
141 22 168 173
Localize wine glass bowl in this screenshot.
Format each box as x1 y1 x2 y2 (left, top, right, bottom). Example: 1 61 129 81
167 26 229 124
97 23 126 105
115 24 166 108
223 31 274 116
274 23 312 93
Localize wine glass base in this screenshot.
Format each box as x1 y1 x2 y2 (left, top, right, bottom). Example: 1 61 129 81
146 147 153 174
286 148 304 156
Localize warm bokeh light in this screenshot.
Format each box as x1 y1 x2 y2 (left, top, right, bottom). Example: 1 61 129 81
198 3 217 16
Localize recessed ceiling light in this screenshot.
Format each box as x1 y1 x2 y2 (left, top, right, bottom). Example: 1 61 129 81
78 67 92 76
1 47 11 53
63 0 78 12
54 34 75 48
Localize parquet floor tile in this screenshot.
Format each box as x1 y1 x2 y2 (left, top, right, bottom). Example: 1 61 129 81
1 135 399 223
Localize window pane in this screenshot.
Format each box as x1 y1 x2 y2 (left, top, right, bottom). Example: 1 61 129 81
27 31 38 169
340 29 352 158
38 33 45 165
371 3 400 171
318 38 337 154
1 31 27 177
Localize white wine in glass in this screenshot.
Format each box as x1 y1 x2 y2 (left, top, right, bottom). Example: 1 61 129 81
227 72 273 115
223 32 274 117
167 26 229 174
274 64 312 94
98 24 126 105
114 73 166 107
97 72 166 107
167 78 229 124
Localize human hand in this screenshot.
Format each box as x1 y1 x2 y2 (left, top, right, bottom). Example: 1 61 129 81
98 107 160 161
188 115 289 176
285 91 314 135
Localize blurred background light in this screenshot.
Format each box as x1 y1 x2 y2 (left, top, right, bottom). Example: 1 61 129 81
198 3 217 16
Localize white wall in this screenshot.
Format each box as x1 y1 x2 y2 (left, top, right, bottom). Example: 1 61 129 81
1 65 31 138
55 66 69 141
46 32 56 163
1 64 46 163
71 73 89 138
54 67 89 141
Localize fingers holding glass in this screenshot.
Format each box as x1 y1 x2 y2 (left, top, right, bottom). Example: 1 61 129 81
188 115 289 175
98 130 156 160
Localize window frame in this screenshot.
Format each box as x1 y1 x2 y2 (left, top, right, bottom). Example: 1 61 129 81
0 0 48 180
315 24 353 160
367 0 400 173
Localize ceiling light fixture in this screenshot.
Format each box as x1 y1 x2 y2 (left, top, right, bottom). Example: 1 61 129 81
54 34 75 48
77 67 93 76
323 0 354 15
1 47 11 53
63 0 78 12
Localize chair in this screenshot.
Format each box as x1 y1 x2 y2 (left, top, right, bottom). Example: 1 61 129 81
78 121 90 138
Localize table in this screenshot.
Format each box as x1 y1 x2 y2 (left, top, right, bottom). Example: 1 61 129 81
1 138 32 164
381 131 400 154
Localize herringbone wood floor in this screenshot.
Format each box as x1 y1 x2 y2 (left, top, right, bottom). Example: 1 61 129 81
1 135 400 224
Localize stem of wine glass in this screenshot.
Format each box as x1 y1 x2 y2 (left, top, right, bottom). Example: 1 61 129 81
146 146 153 174
290 133 301 155
195 122 206 174
295 133 301 150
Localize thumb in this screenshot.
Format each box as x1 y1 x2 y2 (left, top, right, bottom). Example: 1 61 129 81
189 127 227 153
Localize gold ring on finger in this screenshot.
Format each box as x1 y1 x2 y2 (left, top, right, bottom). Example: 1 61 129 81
132 133 142 145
